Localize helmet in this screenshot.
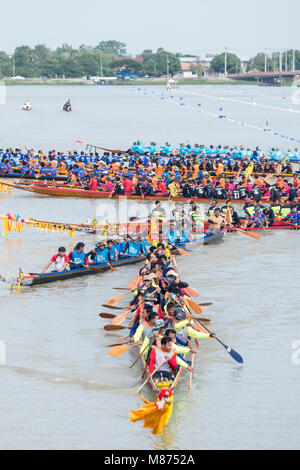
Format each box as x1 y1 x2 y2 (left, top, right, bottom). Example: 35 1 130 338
174 308 186 321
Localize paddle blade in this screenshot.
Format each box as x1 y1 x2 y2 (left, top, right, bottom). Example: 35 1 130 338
177 246 189 256
225 345 244 364
199 302 213 307
111 310 130 326
106 292 127 306
183 296 203 314
185 286 199 297
102 304 124 310
128 276 141 291
104 324 127 331
99 313 115 319
109 344 137 357
236 228 260 240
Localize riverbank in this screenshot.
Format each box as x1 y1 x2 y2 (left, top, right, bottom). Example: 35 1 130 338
3 78 260 86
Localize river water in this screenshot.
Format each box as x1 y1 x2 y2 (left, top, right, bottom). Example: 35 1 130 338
0 85 299 450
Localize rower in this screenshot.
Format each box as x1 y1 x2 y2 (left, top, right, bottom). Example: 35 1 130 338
133 310 159 354
205 208 225 236
283 205 300 226
173 308 215 343
166 221 180 245
121 236 143 257
41 247 69 273
246 208 269 228
68 242 89 269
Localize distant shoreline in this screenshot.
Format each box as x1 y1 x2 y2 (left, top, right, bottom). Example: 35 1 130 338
2 78 273 87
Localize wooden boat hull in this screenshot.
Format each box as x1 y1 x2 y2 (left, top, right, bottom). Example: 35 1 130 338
4 181 297 205
18 255 145 287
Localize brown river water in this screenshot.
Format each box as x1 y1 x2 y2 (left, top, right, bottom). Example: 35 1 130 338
0 85 299 450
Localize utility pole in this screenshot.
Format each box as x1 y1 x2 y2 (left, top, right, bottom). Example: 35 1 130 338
100 50 103 77
285 50 288 71
292 49 295 71
12 54 15 77
279 50 282 72
224 47 228 75
264 49 267 73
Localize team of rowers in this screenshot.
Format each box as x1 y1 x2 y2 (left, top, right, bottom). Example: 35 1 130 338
41 196 300 275
43 237 216 383
1 153 299 204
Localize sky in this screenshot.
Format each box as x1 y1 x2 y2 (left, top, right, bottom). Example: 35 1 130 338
1 0 299 58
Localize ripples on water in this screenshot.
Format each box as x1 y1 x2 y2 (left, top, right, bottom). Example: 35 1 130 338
0 85 300 449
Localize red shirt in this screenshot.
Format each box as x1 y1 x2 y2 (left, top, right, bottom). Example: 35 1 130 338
123 179 133 193
89 178 98 191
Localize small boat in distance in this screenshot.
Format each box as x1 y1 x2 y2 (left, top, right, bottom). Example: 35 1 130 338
22 101 32 111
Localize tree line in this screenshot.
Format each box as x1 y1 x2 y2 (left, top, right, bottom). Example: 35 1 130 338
0 41 299 78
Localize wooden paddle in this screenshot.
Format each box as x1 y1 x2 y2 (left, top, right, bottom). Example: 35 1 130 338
106 341 130 347
92 254 116 272
105 291 131 306
99 313 115 319
136 359 167 395
189 352 195 390
111 310 131 326
185 286 199 297
104 324 129 331
168 242 189 256
109 343 138 357
102 304 127 310
231 225 260 240
183 296 203 314
199 302 213 307
128 275 141 291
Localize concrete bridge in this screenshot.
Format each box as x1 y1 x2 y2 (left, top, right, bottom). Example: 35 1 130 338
227 70 300 85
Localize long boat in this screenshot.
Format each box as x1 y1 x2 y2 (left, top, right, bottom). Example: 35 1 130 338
16 232 224 288
0 172 68 182
3 180 296 205
17 254 145 287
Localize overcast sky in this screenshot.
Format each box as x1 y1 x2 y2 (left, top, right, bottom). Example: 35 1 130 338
2 0 299 58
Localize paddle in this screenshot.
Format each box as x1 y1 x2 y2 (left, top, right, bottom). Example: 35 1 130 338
105 291 131 306
183 296 203 314
99 313 115 319
111 310 131 326
231 224 260 241
109 343 138 357
199 302 213 307
104 324 129 331
136 359 167 395
192 316 244 364
189 352 195 390
102 304 127 310
128 275 141 291
94 254 116 272
106 342 130 347
185 286 199 297
168 242 189 256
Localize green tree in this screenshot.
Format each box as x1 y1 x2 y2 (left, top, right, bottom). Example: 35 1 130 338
210 53 241 74
95 40 127 56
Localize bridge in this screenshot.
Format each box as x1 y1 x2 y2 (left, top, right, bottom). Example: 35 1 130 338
227 70 300 85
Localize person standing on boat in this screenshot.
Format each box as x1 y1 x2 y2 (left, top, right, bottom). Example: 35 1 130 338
151 201 166 224
41 247 69 273
68 243 89 269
